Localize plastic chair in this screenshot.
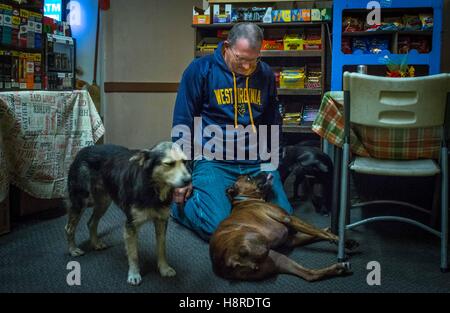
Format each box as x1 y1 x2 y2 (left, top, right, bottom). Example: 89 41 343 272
338 72 450 272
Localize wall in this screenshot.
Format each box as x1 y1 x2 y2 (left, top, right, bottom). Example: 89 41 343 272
102 0 201 148
69 0 99 84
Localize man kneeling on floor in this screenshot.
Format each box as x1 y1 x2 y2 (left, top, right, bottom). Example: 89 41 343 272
171 22 293 240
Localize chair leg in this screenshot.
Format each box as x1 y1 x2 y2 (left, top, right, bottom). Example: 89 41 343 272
331 146 342 235
441 147 448 272
338 143 350 262
431 174 441 228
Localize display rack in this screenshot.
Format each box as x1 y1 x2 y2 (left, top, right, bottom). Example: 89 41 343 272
195 1 332 135
331 0 443 90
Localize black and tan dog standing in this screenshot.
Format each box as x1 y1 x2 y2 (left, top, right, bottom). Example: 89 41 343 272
65 142 191 285
210 173 357 282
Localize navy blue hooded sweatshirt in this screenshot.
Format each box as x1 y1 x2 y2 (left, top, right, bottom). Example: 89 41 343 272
172 42 281 163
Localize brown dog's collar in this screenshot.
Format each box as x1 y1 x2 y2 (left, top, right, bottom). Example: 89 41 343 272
232 195 264 202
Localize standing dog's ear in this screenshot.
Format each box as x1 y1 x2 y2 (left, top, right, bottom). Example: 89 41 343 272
129 149 153 168
226 185 237 202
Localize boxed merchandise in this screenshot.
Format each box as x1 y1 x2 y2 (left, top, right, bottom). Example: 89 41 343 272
311 9 321 21
283 112 302 125
193 6 211 24
2 50 12 89
320 8 332 21
302 105 319 124
1 4 13 45
306 64 322 89
19 9 28 48
232 7 270 23
291 9 310 22
283 34 303 51
280 68 305 89
197 37 220 52
303 29 321 50
419 14 433 30
272 10 291 23
262 39 283 50
343 16 363 32
213 4 232 24
11 7 20 47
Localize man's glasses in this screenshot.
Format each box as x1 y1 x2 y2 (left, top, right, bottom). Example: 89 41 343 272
229 47 261 66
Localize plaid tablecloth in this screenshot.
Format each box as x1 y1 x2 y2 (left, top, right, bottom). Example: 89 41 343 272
312 91 442 160
0 90 105 202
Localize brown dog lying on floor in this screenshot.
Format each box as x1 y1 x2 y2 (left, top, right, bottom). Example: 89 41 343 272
209 173 358 282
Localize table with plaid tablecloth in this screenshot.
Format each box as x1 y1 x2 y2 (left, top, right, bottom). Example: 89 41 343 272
312 91 442 160
0 90 105 203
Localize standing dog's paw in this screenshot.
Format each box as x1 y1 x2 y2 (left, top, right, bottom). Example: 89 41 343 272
159 265 176 277
69 247 85 257
127 271 142 286
336 262 352 275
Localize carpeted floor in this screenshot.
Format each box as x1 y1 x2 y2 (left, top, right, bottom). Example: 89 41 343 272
0 193 449 293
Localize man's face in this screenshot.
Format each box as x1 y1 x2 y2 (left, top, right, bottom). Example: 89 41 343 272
224 38 261 76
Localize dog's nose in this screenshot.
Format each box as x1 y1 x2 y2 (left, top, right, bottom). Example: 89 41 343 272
182 176 191 186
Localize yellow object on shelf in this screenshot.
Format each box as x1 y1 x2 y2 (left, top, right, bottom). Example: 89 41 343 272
280 69 305 89
283 34 303 51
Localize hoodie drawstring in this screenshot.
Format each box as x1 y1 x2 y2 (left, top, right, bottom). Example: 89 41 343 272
232 72 256 133
232 72 238 129
245 77 256 133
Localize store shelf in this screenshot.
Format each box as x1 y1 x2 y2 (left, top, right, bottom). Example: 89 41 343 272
342 30 432 37
282 124 314 134
277 88 322 96
195 50 322 58
193 22 327 29
0 44 43 53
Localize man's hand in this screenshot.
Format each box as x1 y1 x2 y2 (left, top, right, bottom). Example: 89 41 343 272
173 183 193 204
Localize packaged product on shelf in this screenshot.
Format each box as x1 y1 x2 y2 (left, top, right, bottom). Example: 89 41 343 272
19 9 28 48
1 4 13 45
33 53 42 89
342 16 363 32
311 9 321 21
409 36 430 53
403 15 421 31
398 36 411 54
367 37 389 54
305 64 321 89
352 38 368 53
320 8 332 21
213 4 232 24
283 112 302 125
291 9 312 22
280 67 305 89
419 14 433 30
11 7 20 47
342 37 352 54
302 105 319 124
232 7 269 23
11 50 19 88
262 39 283 50
283 34 303 51
2 50 12 89
379 16 403 31
197 37 220 52
271 10 291 23
303 29 321 50
193 6 211 24
217 30 229 39
30 11 43 49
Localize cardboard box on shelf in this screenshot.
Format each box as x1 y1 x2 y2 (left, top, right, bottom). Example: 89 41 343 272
311 9 322 21
280 68 305 89
272 10 291 23
213 4 232 24
320 8 332 21
262 39 283 50
283 34 303 51
193 6 211 25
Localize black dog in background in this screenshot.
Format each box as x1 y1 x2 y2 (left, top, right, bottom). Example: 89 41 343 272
279 141 333 215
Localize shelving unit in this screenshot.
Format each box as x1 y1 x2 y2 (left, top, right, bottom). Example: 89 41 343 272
195 0 332 135
331 0 443 90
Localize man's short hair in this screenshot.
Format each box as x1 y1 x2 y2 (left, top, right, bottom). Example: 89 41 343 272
227 22 264 50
